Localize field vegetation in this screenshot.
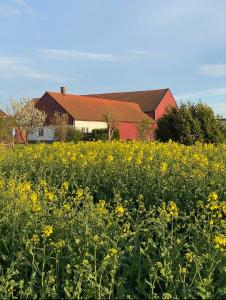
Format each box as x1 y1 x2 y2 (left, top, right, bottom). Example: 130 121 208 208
0 141 226 299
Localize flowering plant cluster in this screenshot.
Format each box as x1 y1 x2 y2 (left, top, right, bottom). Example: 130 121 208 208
0 141 225 299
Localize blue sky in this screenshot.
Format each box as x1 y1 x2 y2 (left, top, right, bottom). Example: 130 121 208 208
0 0 226 116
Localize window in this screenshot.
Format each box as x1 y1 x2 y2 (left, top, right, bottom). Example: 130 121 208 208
38 128 44 137
81 127 89 133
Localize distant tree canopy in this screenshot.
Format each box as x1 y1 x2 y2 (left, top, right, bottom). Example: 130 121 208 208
156 102 225 145
11 97 46 145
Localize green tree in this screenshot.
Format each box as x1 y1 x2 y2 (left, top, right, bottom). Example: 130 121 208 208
156 102 225 145
66 127 83 142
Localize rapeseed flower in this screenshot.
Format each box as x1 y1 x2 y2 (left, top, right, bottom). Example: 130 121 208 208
42 225 53 238
167 201 178 218
32 203 42 213
30 192 38 203
46 192 54 202
185 252 193 263
213 234 226 249
115 205 125 217
31 234 39 243
160 162 168 173
208 192 218 202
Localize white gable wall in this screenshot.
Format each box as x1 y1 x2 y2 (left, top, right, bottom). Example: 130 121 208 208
28 127 56 142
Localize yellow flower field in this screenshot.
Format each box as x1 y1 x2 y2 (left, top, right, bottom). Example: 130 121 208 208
0 141 226 299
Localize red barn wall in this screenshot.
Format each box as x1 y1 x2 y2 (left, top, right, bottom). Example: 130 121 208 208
36 93 74 125
118 122 138 140
155 89 177 120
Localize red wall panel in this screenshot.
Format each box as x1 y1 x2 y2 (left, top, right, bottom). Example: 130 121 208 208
118 122 138 140
155 89 177 120
36 93 74 125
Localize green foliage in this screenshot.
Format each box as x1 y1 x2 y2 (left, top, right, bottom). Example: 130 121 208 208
0 141 225 298
0 115 15 142
66 127 83 142
156 102 225 145
51 112 69 142
83 128 119 141
137 118 153 141
0 183 225 299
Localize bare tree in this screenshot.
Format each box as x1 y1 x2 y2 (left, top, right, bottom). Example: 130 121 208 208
51 112 69 142
104 113 119 141
11 97 46 145
0 115 16 143
137 118 154 141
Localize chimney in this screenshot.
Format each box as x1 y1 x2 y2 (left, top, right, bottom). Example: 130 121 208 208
60 86 66 94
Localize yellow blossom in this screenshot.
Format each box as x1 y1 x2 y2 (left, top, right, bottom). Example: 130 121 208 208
62 182 69 190
30 192 38 203
63 203 70 210
160 162 168 173
56 240 65 248
32 203 42 213
97 200 108 214
23 182 31 192
213 234 226 249
42 225 53 237
107 155 114 163
208 192 218 202
185 252 193 263
76 189 83 199
46 192 54 202
221 202 226 214
104 248 118 261
167 201 178 218
115 205 125 217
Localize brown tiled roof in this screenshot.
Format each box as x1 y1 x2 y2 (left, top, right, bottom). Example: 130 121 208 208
0 109 6 117
46 92 152 123
31 98 40 105
84 88 169 112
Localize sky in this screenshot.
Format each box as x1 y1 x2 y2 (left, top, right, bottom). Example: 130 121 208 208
0 0 226 116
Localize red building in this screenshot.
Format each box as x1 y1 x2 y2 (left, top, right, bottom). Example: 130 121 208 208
86 88 176 121
24 87 176 142
31 88 152 141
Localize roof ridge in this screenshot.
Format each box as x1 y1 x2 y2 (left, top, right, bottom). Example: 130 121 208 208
48 91 145 109
84 88 169 95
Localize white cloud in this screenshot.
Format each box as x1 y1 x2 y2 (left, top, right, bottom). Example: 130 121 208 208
37 48 172 62
129 49 172 58
0 54 71 82
0 4 20 17
0 0 32 18
199 64 226 77
175 88 226 100
37 49 130 62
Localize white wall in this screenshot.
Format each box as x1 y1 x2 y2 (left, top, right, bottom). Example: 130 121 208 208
28 121 107 142
74 120 107 132
28 127 56 142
